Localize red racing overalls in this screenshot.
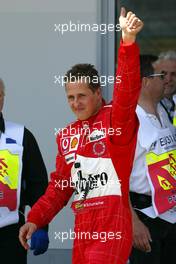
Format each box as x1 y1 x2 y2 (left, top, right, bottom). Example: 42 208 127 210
28 41 141 264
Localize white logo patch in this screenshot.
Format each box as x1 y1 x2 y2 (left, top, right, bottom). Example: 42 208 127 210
65 153 75 164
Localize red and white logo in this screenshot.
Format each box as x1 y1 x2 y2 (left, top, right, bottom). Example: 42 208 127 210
60 135 80 154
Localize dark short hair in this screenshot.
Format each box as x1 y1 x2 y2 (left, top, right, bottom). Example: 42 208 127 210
64 63 100 92
140 55 158 78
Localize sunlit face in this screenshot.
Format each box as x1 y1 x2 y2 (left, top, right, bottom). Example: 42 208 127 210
65 81 102 120
154 60 176 97
0 82 5 113
142 74 165 102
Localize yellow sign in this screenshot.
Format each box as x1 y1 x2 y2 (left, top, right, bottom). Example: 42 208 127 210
0 150 20 189
146 151 176 177
146 149 176 214
157 175 173 190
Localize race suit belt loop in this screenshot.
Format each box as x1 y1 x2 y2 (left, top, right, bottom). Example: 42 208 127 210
130 192 152 209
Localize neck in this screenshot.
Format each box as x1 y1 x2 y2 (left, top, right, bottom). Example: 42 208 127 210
94 101 103 115
138 96 158 116
164 95 173 100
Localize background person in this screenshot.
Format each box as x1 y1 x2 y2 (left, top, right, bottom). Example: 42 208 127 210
129 55 176 264
0 79 49 264
153 50 176 123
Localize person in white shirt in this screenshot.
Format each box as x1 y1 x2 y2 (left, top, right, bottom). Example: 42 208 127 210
129 55 176 264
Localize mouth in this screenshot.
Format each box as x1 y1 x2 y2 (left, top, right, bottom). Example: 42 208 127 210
164 83 174 89
75 108 85 112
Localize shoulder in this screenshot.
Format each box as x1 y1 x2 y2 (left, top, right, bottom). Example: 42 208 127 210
5 120 24 130
21 127 41 152
56 120 79 140
136 105 145 117
96 103 112 119
102 103 112 111
5 121 24 145
23 127 37 141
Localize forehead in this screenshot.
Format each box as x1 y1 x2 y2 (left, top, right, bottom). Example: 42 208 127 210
65 81 93 95
155 60 176 72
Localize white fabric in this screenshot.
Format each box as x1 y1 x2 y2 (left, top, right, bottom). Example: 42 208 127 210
71 155 121 201
130 104 171 195
5 121 24 145
130 104 176 223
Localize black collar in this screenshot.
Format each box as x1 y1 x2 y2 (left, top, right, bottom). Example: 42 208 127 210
0 112 5 133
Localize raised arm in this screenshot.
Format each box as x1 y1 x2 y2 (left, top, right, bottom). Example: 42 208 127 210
111 7 143 145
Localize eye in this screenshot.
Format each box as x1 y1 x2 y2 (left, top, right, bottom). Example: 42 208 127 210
79 94 86 98
68 95 74 101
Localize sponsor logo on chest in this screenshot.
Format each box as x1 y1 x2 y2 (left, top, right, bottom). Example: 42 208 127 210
88 129 105 142
60 135 80 155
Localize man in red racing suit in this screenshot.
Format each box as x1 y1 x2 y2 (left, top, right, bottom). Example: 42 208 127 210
19 8 143 264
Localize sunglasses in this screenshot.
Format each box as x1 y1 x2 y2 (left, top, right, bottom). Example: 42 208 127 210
146 71 166 80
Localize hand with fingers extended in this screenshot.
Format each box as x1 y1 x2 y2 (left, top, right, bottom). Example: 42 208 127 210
132 212 152 253
119 7 144 44
19 222 37 251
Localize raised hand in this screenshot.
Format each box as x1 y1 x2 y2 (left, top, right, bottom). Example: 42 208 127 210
119 7 144 44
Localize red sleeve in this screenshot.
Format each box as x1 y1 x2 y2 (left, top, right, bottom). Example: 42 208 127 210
27 135 74 228
111 41 141 145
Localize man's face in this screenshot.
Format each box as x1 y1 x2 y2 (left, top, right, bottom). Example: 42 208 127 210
0 83 5 112
142 73 165 102
148 75 165 101
154 60 176 98
65 81 102 120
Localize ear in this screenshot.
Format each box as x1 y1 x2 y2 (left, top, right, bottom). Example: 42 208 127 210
141 77 150 89
96 87 102 98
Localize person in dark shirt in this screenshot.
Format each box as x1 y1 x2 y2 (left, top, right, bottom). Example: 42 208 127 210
0 79 49 264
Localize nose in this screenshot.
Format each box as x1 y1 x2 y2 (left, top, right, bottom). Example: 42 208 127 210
72 96 80 108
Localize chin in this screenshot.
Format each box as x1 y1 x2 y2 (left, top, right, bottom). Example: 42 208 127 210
77 116 87 121
76 114 90 120
74 111 88 120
